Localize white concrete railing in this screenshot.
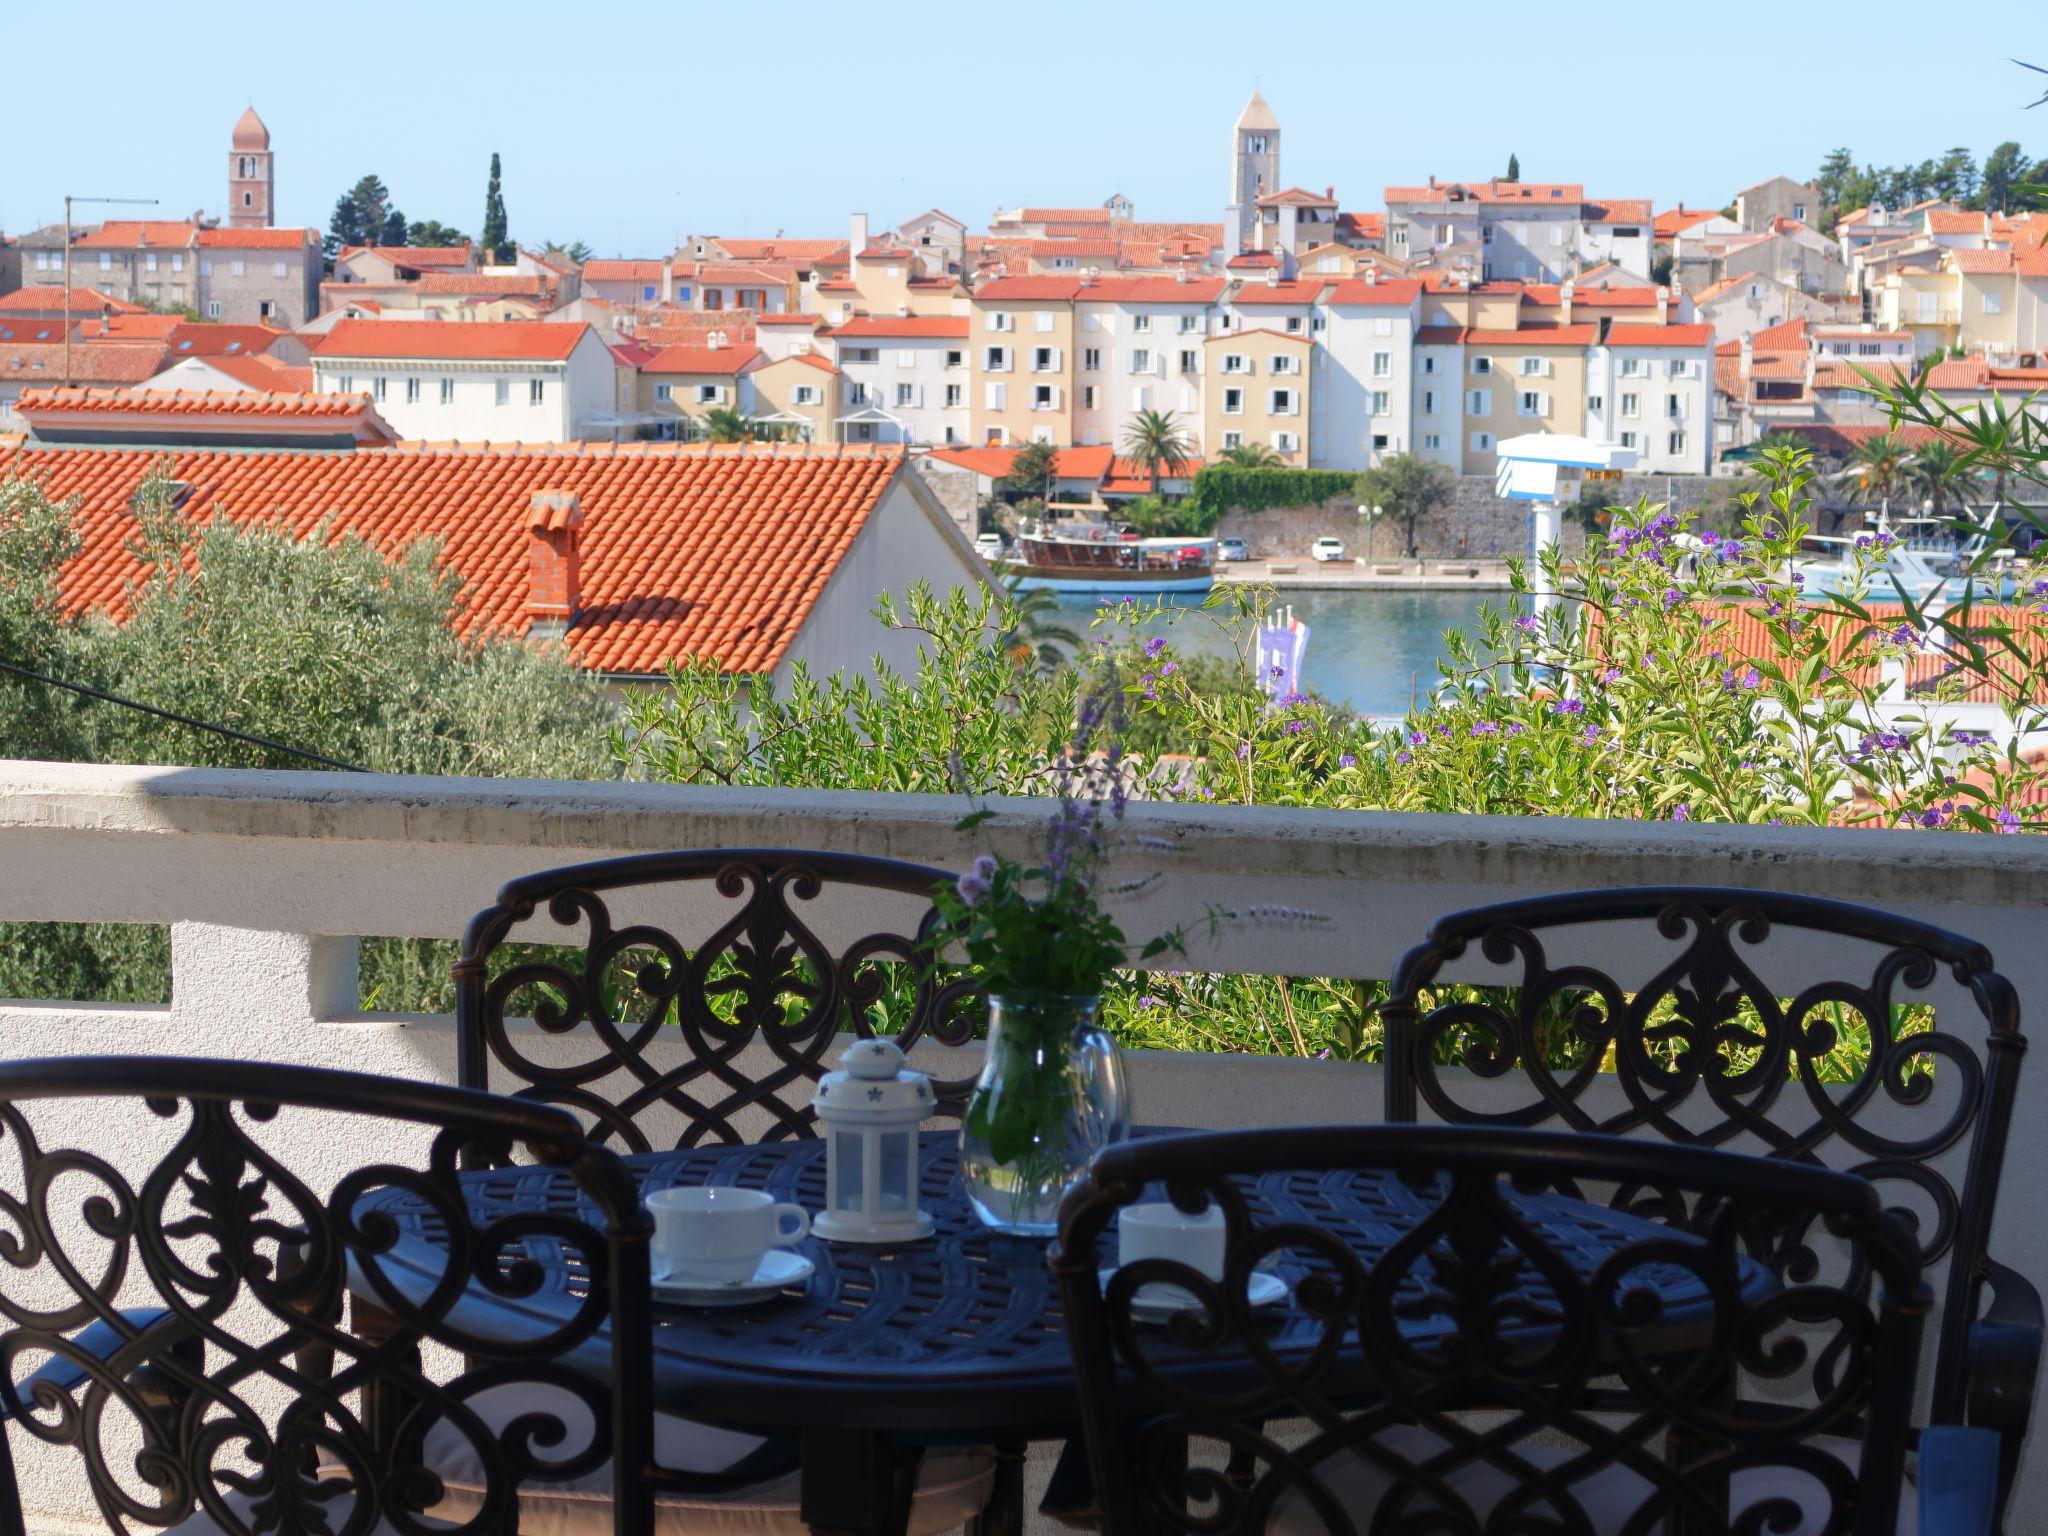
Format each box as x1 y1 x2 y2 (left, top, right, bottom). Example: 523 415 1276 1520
1 759 2044 1526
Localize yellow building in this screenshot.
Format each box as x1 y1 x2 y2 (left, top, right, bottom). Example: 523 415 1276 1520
637 342 759 438
968 277 1080 446
1453 323 1593 473
1874 266 1961 356
1947 248 2048 359
1201 329 1314 465
743 353 839 442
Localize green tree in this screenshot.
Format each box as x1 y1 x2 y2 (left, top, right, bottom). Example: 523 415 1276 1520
379 207 409 246
701 407 755 443
1504 153 1520 183
326 174 393 258
1980 142 2029 212
481 151 510 263
1904 438 1967 517
407 220 469 248
1838 432 1915 520
1932 147 1979 205
1120 409 1192 495
542 240 595 264
1355 453 1456 559
1217 442 1281 468
1816 147 1858 214
1004 439 1059 502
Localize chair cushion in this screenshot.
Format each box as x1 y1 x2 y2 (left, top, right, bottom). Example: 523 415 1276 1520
422 1382 994 1536
167 1488 458 1535
1267 1424 1910 1536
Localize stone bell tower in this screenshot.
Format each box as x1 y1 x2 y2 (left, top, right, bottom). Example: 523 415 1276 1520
228 105 274 228
1226 90 1281 256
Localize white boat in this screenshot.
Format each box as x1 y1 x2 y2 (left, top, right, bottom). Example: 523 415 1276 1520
995 525 1216 595
1785 507 2017 602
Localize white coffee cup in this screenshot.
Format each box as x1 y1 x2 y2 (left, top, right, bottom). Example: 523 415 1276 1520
647 1186 810 1284
1118 1201 1226 1283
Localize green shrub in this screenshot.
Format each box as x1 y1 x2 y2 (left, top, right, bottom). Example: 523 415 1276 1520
1186 466 1359 524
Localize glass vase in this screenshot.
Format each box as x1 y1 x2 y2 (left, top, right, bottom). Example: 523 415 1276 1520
959 993 1129 1238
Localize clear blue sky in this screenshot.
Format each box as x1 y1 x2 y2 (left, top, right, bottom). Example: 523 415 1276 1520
9 0 2046 256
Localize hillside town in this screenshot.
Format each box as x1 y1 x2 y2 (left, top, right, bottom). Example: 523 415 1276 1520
5 95 2043 499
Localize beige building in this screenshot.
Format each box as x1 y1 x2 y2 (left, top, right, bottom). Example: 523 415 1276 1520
636 342 760 438
968 276 1080 446
1734 175 1821 233
744 352 839 441
1447 324 1593 473
1202 329 1313 465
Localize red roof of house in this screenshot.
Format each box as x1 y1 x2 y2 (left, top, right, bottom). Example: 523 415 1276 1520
1603 323 1712 347
1750 318 1810 350
1923 356 2048 392
1386 180 1586 205
16 386 388 428
195 227 316 249
827 315 971 339
709 239 847 262
973 277 1084 301
1255 186 1339 208
1812 359 1912 390
1324 278 1423 305
1074 276 1228 303
1414 326 1465 345
313 319 591 362
196 352 313 392
79 314 185 341
1521 284 1661 308
1586 199 1653 226
162 324 291 357
1462 323 1600 345
1231 280 1328 305
1018 208 1111 225
377 245 474 268
0 287 145 315
74 221 198 249
927 444 1116 481
0 320 71 343
1336 212 1385 240
0 440 907 677
754 314 821 328
581 260 668 281
639 344 760 375
415 273 548 297
0 343 170 385
1926 210 1989 235
1654 207 1723 238
1027 239 1120 259
1224 251 1282 270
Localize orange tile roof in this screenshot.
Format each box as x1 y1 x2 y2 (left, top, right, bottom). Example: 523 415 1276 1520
163 323 291 357
1225 251 1282 270
1521 284 1661 308
1027 239 1120 259
1586 199 1652 225
1074 275 1229 303
1924 356 2048 392
195 227 316 249
197 352 313 392
710 239 847 262
639 344 760 375
415 273 548 297
1255 186 1339 208
1926 210 1989 235
74 221 198 249
0 320 69 343
1323 278 1423 305
0 286 145 314
1462 323 1600 345
313 319 590 362
0 343 169 385
1336 212 1384 240
827 316 970 338
0 441 905 677
80 314 184 341
1745 354 1808 381
1749 318 1809 351
754 314 821 328
1386 180 1585 205
1231 280 1328 305
974 276 1085 301
1812 360 1912 391
16 386 380 422
927 444 1115 481
1604 323 1712 347
1018 208 1112 224
374 245 474 268
1948 249 2018 274
1654 207 1724 238
581 260 668 281
1113 221 1226 245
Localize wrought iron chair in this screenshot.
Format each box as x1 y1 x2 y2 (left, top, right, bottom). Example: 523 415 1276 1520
1052 1123 1999 1535
1381 885 2037 1518
0 1055 657 1536
454 849 983 1151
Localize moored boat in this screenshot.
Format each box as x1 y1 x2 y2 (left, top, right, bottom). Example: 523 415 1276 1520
995 525 1216 595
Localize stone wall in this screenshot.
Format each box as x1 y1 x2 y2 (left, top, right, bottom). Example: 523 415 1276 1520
908 454 981 539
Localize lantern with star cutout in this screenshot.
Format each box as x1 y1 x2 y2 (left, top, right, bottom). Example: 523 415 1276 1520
810 1038 937 1244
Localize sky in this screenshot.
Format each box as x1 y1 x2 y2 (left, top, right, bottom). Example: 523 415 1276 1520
9 0 2048 257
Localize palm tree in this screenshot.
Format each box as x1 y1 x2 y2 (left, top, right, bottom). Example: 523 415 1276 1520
1217 442 1281 469
701 407 755 444
1838 432 1914 524
1121 409 1193 495
1904 437 1965 519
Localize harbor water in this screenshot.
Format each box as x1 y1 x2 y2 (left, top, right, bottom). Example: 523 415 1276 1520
1053 587 1498 719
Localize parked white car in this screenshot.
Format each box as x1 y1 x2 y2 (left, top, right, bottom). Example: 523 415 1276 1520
1217 537 1250 562
975 533 1006 562
1311 537 1347 563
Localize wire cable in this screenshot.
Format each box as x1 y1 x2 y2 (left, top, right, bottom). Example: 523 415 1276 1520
0 657 368 773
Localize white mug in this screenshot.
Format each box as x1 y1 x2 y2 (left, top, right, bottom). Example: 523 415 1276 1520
1118 1201 1226 1283
647 1186 810 1284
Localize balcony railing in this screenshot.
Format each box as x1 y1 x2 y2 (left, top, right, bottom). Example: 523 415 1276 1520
2 759 2045 1527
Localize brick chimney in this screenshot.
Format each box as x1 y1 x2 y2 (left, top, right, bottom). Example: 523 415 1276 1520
1655 285 1670 325
1738 335 1753 380
1559 280 1574 325
660 260 674 305
527 490 582 634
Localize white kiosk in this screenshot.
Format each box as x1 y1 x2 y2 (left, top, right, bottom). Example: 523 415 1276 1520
1494 433 1638 613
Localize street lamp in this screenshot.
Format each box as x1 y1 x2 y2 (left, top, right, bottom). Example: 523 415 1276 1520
62 195 159 387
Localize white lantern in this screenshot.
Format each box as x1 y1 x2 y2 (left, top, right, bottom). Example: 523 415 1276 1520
810 1039 936 1244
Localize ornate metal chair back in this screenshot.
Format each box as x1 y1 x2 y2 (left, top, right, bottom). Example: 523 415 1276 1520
455 849 982 1154
1054 1124 1928 1536
0 1056 654 1536
1381 886 2025 1436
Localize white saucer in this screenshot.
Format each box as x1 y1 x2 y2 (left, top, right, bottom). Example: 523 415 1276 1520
653 1249 816 1307
1099 1267 1289 1323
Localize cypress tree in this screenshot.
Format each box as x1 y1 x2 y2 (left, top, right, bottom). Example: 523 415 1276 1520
482 153 509 262
1505 153 1520 183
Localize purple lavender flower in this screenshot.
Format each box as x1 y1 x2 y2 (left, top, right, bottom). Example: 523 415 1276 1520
1275 691 1310 708
1144 636 1167 659
1285 720 1309 734
1235 742 1252 760
1470 721 1498 736
1395 750 1412 764
1889 623 1921 647
1856 731 1910 757
1662 587 1685 609
1671 804 1692 822
1339 753 1357 768
1741 667 1761 690
1513 615 1538 633
1855 534 1873 550
955 853 998 906
1598 667 1621 686
1995 806 2023 834
1408 729 1427 746
1506 721 1527 735
1579 723 1601 746
1160 660 1178 676
1552 698 1586 716
1136 995 1164 1010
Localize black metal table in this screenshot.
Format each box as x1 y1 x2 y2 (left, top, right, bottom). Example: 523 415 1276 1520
354 1129 1765 1536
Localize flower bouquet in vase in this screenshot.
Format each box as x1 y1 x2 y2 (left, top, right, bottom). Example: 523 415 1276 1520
933 717 1181 1237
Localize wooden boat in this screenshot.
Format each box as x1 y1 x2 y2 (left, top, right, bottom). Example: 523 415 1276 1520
994 525 1216 595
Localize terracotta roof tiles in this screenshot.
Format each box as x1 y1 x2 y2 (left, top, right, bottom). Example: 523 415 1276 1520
195 227 316 249
313 319 590 362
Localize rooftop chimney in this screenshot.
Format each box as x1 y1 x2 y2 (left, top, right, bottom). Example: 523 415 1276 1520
1655 284 1670 325
1738 335 1753 380
526 490 583 632
661 260 674 305
850 212 869 284
1559 280 1574 325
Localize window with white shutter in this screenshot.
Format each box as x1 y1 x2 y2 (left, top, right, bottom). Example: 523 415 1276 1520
1467 389 1491 414
1374 317 1393 337
898 350 915 367
986 382 1006 409
1423 390 1439 415
1035 311 1056 332
984 346 1012 371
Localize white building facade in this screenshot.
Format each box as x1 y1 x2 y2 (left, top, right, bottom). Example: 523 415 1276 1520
821 316 970 445
1316 277 1422 469
1590 324 1715 475
1073 276 1224 452
310 320 615 443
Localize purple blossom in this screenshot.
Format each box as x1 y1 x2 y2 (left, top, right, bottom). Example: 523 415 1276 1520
1136 994 1164 1010
2031 580 2048 599
955 853 999 907
1662 587 1685 609
1598 667 1621 686
1671 804 1692 822
1741 666 1761 690
1505 721 1527 735
1407 730 1428 746
1909 802 1956 829
1395 750 1412 765
1284 720 1309 734
1269 665 1285 680
1857 731 1910 757
1159 660 1177 676
1235 742 1252 760
1513 615 1539 633
1338 753 1357 768
1275 691 1310 708
1995 806 2023 834
1144 636 1168 659
1889 623 1922 647
1470 721 1499 736
1552 698 1586 716
1579 724 1601 746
